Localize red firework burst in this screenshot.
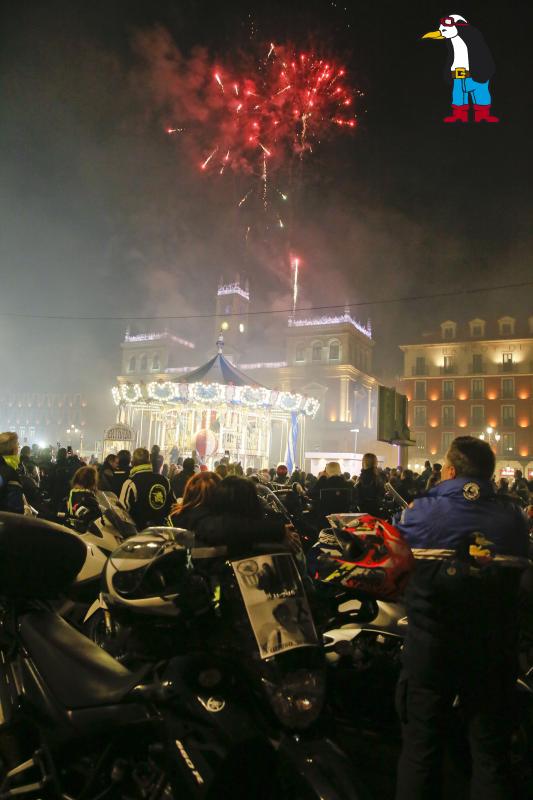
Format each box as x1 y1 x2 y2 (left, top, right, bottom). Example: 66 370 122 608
167 43 359 177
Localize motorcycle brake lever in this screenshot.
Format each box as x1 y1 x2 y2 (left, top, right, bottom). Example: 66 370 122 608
130 680 175 704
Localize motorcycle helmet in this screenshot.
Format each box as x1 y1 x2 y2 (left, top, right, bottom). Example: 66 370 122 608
104 528 211 618
309 513 414 600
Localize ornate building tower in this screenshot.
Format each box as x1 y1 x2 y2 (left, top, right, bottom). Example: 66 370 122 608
214 275 250 361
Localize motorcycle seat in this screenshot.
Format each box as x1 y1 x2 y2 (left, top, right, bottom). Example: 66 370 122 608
19 610 148 709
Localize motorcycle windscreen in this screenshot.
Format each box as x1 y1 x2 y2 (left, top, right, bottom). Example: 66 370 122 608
231 553 318 660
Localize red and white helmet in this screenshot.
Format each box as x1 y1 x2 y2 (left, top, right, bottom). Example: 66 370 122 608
310 513 414 600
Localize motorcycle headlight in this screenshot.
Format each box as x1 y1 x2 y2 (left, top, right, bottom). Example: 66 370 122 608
262 669 325 730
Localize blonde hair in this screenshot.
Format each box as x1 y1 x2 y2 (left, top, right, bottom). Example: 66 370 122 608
325 461 341 477
0 432 19 456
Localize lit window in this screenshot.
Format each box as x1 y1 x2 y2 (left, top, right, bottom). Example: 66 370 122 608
442 356 456 375
239 323 245 333
502 432 515 453
501 353 514 373
221 321 229 331
415 432 426 451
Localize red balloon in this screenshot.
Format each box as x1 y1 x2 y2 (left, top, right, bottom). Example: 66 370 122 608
194 428 217 459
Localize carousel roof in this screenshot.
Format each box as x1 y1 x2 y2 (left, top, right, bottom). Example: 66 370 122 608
180 351 263 388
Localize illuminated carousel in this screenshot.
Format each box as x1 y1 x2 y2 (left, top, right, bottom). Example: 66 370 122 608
112 335 319 469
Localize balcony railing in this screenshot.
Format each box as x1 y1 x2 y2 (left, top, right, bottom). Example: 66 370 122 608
499 362 516 374
500 418 516 428
468 363 486 374
439 365 457 375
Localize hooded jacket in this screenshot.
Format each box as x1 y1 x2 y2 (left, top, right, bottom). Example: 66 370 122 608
119 463 173 530
0 455 24 514
396 476 529 677
443 26 496 83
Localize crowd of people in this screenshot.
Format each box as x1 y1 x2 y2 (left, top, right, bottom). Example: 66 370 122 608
1 431 532 529
1 429 532 798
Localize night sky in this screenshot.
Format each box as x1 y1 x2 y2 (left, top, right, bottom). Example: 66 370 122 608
1 0 531 436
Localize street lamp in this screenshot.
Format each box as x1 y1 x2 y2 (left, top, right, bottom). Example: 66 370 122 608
479 426 501 450
66 424 83 454
350 428 359 455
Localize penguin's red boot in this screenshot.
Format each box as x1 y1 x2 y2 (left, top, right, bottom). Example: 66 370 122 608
443 105 469 123
473 104 499 123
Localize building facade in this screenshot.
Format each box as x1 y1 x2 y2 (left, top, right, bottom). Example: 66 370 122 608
0 392 87 450
398 316 533 478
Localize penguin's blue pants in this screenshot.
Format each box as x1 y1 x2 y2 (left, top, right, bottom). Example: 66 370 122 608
452 77 491 105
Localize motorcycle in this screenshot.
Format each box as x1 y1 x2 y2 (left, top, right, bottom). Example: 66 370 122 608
256 482 321 551
57 491 138 631
0 512 187 799
82 526 369 799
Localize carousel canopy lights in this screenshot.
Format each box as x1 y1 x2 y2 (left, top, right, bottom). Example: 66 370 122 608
217 283 250 301
113 380 319 418
288 313 372 339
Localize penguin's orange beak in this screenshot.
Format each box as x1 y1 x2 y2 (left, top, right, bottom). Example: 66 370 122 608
422 30 444 39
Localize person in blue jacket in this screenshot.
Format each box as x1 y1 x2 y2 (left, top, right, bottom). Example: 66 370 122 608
395 435 529 800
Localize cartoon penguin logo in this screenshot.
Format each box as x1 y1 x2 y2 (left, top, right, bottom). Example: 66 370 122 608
422 14 499 123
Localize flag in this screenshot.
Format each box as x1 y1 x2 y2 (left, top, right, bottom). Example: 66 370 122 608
285 412 299 475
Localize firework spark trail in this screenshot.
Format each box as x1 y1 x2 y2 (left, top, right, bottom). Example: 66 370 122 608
291 256 300 315
262 154 268 210
201 148 218 170
238 189 253 207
